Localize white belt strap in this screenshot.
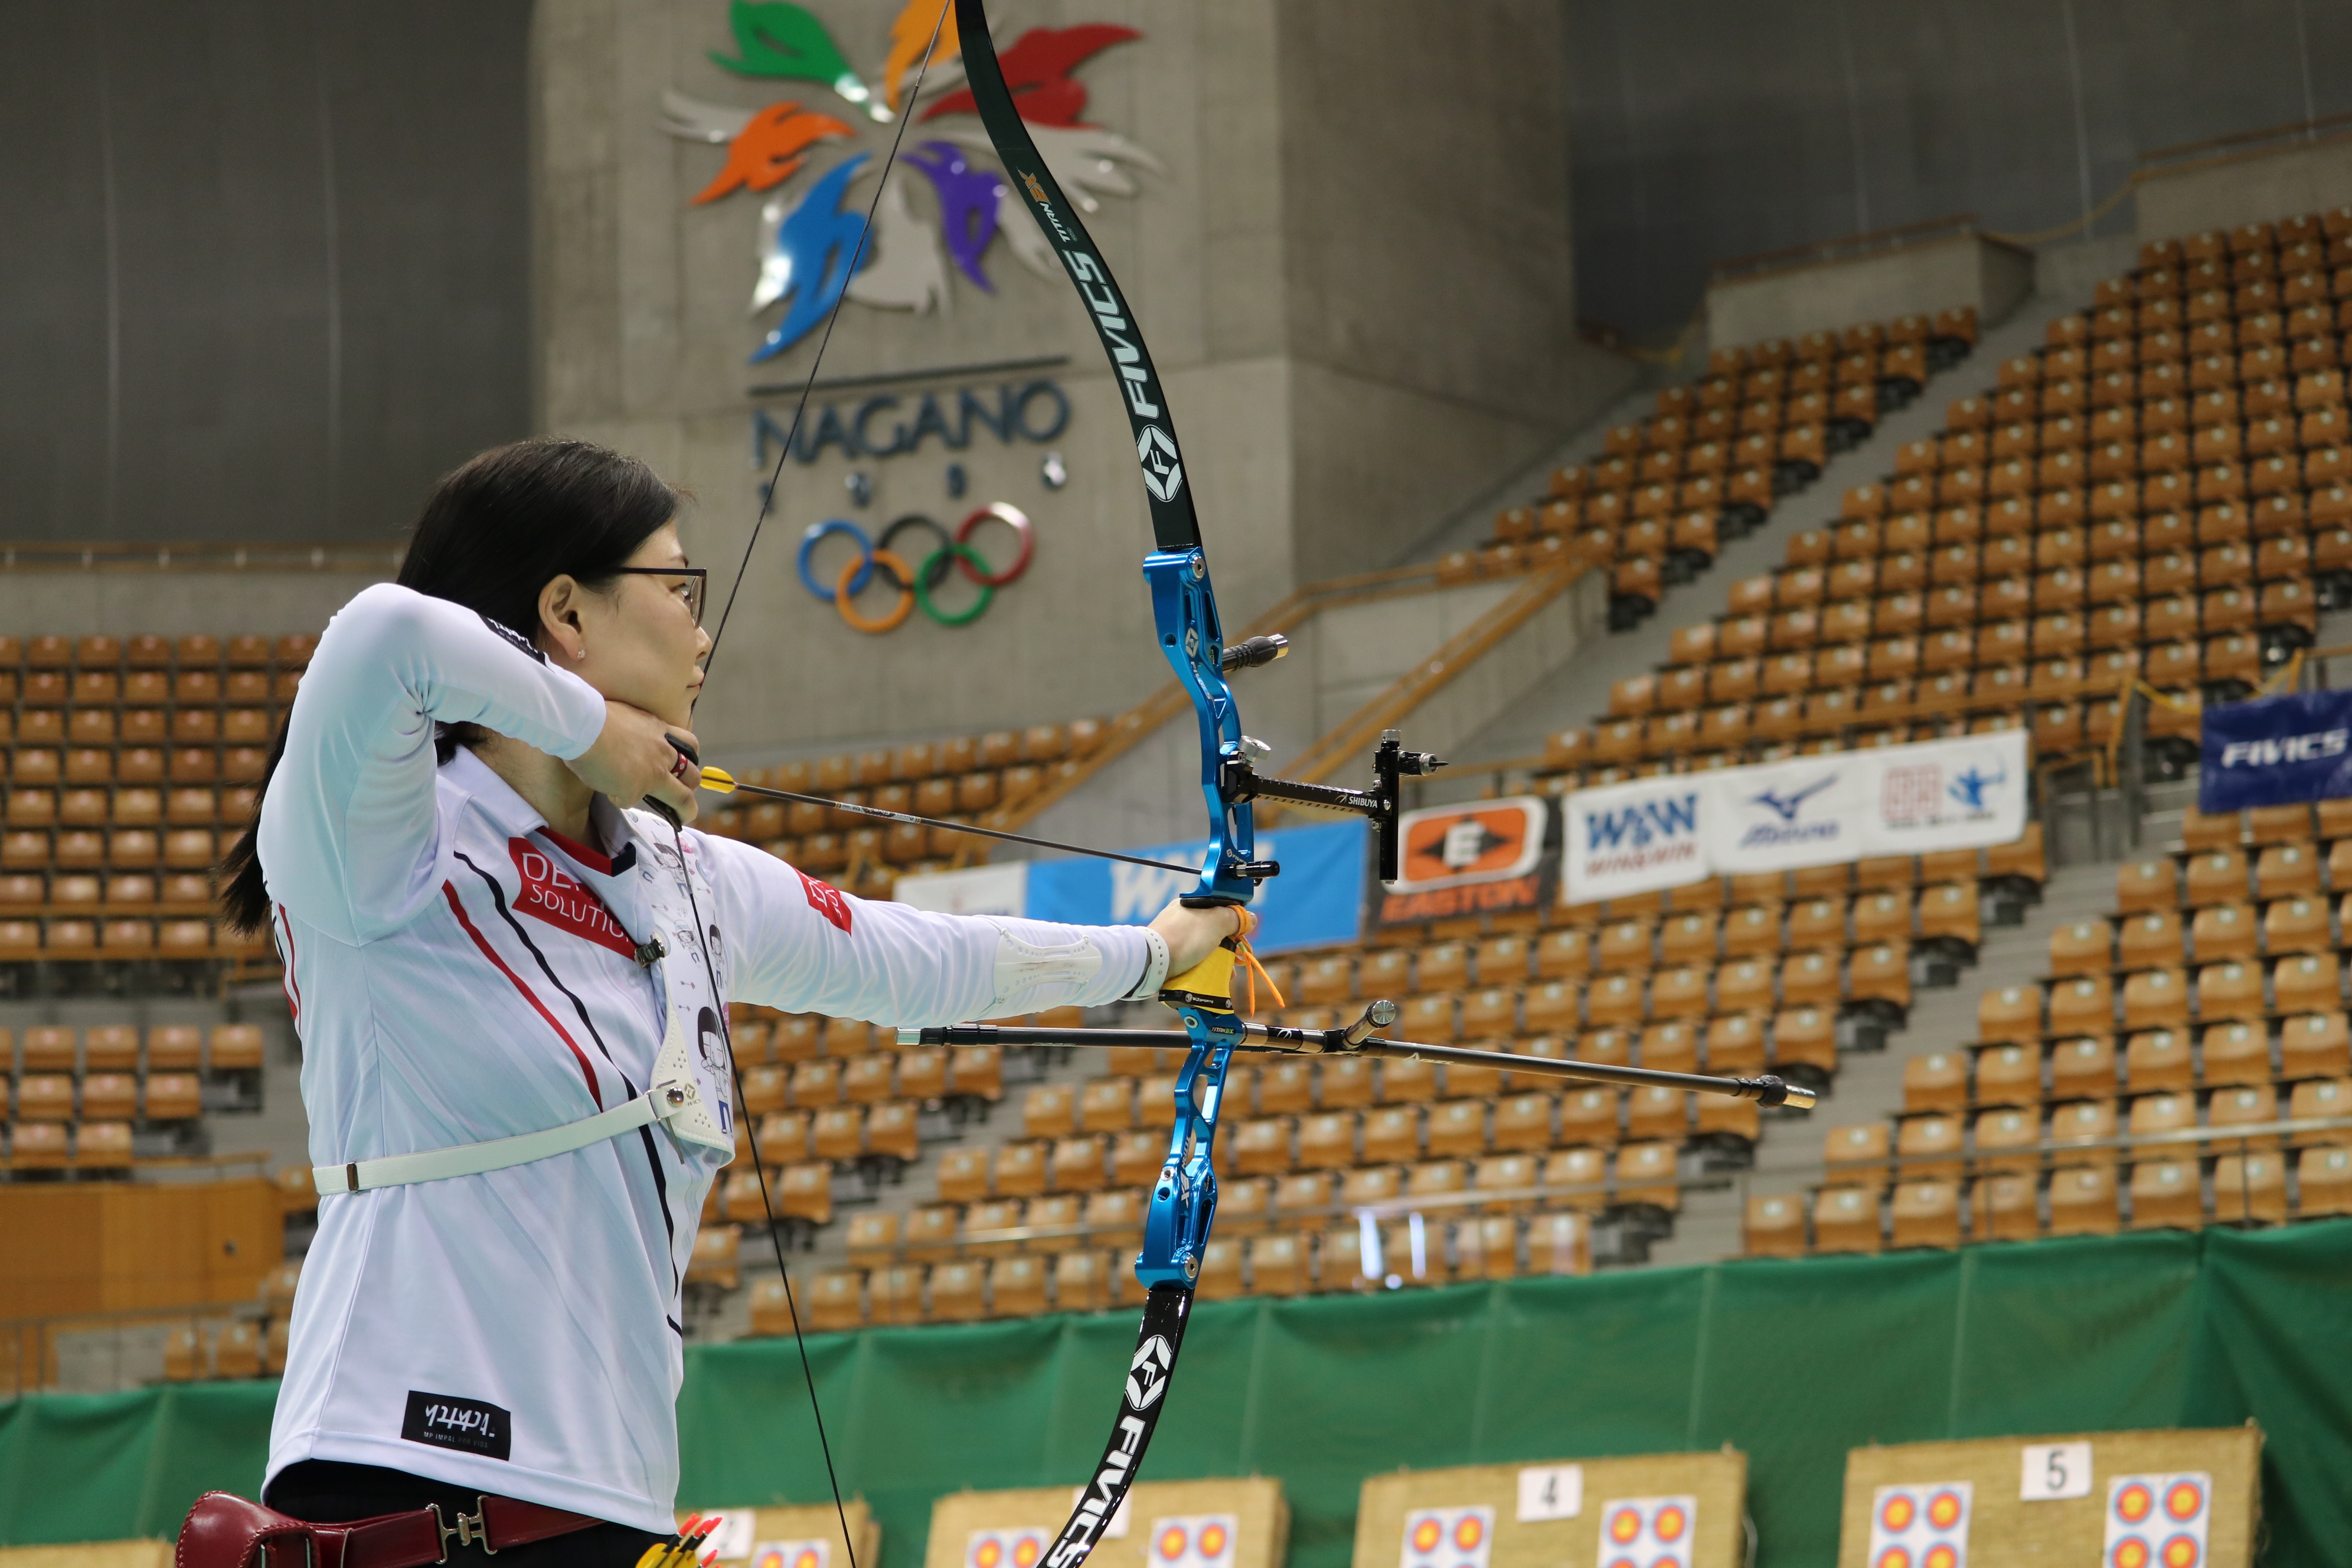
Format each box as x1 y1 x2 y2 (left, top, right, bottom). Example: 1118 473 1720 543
313 1079 703 1196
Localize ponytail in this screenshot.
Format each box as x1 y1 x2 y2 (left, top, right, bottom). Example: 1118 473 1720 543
218 437 681 933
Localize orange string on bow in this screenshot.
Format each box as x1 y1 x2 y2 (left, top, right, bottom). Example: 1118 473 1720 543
1229 909 1286 1015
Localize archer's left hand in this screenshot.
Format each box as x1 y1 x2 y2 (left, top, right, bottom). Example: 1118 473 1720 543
1151 900 1255 979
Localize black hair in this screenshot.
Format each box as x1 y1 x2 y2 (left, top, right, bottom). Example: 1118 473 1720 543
219 437 681 934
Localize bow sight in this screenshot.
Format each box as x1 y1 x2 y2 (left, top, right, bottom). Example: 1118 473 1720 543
1221 725 1450 887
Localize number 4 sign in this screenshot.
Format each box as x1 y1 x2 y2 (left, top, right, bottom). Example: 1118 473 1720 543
1516 1465 1585 1522
2019 1442 2094 1501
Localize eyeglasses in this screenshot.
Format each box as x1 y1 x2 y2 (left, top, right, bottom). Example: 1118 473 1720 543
611 567 708 626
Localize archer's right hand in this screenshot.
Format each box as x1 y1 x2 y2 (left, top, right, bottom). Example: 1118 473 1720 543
569 700 700 821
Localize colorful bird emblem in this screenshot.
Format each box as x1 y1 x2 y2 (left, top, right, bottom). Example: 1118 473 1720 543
659 0 1161 360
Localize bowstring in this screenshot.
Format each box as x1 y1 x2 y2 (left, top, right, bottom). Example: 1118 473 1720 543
665 809 860 1568
700 0 955 684
677 5 955 1562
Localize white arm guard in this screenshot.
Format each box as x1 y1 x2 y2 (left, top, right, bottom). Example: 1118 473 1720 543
984 919 1104 1012
1124 927 1171 1001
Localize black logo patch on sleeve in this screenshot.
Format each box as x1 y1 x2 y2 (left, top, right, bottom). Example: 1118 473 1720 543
479 615 548 665
401 1390 512 1460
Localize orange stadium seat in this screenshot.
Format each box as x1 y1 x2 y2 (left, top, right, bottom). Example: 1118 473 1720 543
1811 1187 1882 1253
1890 1180 1962 1249
1974 1043 2041 1106
1744 1193 1805 1257
2047 1166 2120 1236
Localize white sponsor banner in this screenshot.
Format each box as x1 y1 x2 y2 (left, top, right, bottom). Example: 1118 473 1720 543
1706 756 1869 873
1560 732 2029 900
1866 730 2028 851
890 861 1029 916
1562 775 1707 904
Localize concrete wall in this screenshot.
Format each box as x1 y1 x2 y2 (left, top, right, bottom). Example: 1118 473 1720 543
0 568 386 642
0 1 534 545
1269 2 1629 582
1567 0 2352 339
533 0 1625 760
1705 230 2034 349
2135 132 2352 242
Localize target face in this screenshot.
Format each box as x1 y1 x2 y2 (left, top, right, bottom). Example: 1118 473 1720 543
1398 1507 1492 1568
1593 1495 1696 1568
1867 1482 1969 1568
2104 1474 2209 1568
966 1529 1047 1568
753 1542 828 1568
1148 1514 1237 1568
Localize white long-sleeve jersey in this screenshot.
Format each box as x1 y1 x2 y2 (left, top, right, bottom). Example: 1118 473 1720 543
261 583 1158 1532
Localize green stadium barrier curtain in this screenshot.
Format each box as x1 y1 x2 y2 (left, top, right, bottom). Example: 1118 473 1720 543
2 1224 2347 1567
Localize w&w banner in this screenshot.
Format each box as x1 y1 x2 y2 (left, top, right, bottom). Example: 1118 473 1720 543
1560 730 2028 904
2200 687 2352 811
1562 775 1706 904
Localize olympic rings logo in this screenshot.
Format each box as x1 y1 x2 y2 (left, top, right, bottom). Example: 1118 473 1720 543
796 504 1036 633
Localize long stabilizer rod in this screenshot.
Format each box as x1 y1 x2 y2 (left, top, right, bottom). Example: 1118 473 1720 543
900 1002 1818 1109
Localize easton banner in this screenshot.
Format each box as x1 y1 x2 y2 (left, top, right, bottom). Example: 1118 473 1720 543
1562 732 2028 904
1376 797 1553 926
2199 687 2352 811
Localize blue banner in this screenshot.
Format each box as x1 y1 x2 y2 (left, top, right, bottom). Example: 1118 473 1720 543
2200 687 2352 811
1023 819 1366 955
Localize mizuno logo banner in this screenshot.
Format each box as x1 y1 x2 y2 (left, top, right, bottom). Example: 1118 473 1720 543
1560 731 2029 903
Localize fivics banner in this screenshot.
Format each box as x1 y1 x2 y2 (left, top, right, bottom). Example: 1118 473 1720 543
2200 687 2352 811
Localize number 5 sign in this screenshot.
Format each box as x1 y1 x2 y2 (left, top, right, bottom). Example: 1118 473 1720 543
2018 1441 2093 1501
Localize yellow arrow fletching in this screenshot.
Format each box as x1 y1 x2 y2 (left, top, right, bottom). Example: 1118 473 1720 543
698 766 738 794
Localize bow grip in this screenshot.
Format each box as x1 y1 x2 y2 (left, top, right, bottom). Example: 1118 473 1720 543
1161 933 1241 1015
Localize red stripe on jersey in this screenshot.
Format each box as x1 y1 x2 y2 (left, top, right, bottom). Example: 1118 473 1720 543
276 904 302 1024
442 880 605 1109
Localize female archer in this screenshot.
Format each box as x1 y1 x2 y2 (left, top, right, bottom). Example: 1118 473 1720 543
195 437 1242 1567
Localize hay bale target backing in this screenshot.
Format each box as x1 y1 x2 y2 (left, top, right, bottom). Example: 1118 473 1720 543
0 1545 170 1568
1836 1426 2261 1568
1353 1452 1748 1568
923 1478 1289 1568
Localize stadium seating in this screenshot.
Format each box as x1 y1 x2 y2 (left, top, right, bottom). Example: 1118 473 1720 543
729 744 2052 1325
0 634 309 971
740 855 2026 1325
4 1021 269 1170
698 720 1111 896
1487 310 1979 629
1536 217 2352 792
1759 793 2352 1255
146 1259 305 1384
1694 208 2352 1258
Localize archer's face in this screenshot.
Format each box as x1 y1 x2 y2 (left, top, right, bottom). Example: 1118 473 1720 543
562 522 711 727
